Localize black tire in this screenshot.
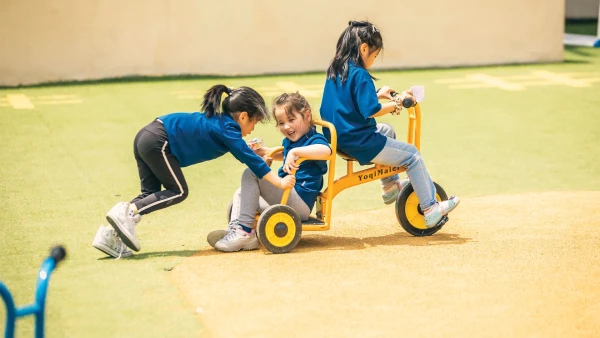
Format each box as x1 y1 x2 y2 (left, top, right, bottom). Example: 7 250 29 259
395 182 448 236
256 204 302 254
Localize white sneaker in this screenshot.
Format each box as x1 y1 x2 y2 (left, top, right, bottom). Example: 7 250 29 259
424 196 461 228
214 225 259 252
92 225 133 258
106 202 141 252
207 220 239 248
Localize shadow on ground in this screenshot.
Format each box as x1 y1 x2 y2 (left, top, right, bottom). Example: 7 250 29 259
292 231 472 253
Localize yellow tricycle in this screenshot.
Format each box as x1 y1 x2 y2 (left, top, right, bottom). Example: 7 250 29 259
224 103 450 254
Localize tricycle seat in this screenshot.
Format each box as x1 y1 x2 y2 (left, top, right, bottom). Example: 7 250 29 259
337 148 373 165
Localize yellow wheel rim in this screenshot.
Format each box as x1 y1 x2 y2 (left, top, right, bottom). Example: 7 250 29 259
404 192 442 230
265 212 296 247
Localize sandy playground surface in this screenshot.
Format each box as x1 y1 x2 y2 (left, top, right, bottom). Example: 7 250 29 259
171 191 600 337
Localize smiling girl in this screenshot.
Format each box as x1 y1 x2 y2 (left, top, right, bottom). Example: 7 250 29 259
213 92 331 252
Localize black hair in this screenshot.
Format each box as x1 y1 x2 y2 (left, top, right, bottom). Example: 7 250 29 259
326 21 383 83
272 92 314 127
201 84 270 122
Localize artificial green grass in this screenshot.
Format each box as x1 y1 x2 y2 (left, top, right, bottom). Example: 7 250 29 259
1 47 599 337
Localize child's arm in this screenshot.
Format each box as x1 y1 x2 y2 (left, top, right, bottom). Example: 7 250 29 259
254 146 284 161
370 91 414 118
283 144 331 174
370 102 398 118
262 171 296 189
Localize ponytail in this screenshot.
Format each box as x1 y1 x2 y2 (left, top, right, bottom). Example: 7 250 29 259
201 84 232 118
326 20 383 83
201 85 270 122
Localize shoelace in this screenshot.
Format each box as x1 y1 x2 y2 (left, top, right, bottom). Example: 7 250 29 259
125 203 137 234
222 229 240 242
111 231 126 260
227 219 238 231
116 241 125 260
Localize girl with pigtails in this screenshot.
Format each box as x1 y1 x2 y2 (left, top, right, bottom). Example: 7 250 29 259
93 85 295 258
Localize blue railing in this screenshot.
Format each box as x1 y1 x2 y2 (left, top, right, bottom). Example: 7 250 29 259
1 246 66 338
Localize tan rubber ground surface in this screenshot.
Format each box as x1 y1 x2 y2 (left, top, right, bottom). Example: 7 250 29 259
171 191 600 337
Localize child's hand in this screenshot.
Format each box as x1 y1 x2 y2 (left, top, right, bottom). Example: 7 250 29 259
253 147 268 157
390 90 415 113
262 155 273 167
279 175 296 189
283 152 300 174
396 90 414 103
377 86 396 100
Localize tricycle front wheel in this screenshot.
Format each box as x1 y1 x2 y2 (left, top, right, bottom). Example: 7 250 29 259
256 204 302 254
395 182 448 236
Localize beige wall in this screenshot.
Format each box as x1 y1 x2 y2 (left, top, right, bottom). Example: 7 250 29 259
566 0 599 19
0 0 565 86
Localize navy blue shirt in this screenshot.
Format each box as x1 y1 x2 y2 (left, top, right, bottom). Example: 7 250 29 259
320 62 387 165
158 112 271 178
277 128 330 211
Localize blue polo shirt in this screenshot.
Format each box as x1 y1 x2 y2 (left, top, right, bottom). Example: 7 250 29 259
278 128 330 211
158 112 271 178
320 62 387 165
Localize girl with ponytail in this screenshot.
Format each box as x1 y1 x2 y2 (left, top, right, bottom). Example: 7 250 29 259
93 85 296 258
320 21 460 230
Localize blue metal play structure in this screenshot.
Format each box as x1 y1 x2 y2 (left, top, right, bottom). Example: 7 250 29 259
1 246 66 338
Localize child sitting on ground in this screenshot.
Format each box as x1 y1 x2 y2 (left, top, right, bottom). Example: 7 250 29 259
212 92 332 252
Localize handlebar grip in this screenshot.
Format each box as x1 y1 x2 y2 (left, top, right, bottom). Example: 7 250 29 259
390 92 416 108
50 246 66 263
402 97 415 108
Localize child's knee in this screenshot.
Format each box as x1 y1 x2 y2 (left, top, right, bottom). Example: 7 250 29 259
242 167 257 180
405 143 418 155
176 189 189 203
377 123 396 139
407 150 423 167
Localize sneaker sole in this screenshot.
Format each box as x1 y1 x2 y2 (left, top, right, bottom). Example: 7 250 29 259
214 244 259 252
92 242 133 258
383 197 397 205
106 215 141 252
207 230 229 248
383 191 400 205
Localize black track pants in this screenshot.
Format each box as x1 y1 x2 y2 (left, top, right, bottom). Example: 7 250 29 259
130 120 188 215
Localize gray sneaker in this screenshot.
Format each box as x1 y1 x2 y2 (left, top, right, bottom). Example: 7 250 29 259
92 225 133 258
214 225 259 252
382 178 410 204
106 202 141 252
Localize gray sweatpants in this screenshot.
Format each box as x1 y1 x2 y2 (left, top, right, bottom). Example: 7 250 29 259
232 168 311 228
